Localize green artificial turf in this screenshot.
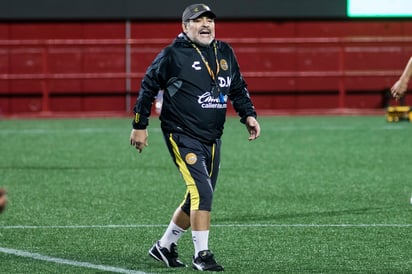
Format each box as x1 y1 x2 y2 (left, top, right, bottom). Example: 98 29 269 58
0 116 411 273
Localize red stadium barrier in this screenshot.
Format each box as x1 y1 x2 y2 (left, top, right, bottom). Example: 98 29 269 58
1 32 411 115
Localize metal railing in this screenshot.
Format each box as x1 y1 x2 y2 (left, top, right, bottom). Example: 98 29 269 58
1 36 411 112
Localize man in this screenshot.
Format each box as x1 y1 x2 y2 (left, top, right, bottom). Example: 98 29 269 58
130 3 260 272
0 188 7 214
391 56 412 99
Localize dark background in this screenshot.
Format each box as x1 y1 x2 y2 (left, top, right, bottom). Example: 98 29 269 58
0 0 347 20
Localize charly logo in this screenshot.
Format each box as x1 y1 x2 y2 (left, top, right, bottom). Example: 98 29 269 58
220 59 228 71
185 153 197 165
192 61 202 71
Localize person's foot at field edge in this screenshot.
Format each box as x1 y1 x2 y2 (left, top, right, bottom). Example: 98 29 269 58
148 241 186 267
192 250 224 271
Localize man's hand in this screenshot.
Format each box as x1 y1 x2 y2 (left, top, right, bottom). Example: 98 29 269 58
391 79 408 100
0 188 7 214
130 129 148 153
245 116 261 141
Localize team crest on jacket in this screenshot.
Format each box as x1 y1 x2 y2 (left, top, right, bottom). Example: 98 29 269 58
220 59 228 71
185 152 197 165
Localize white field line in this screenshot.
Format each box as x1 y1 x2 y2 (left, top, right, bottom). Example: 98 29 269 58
0 247 148 274
0 223 411 229
0 128 161 135
1 224 410 273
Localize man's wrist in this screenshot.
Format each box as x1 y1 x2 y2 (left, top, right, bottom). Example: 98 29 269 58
132 121 147 130
132 113 148 129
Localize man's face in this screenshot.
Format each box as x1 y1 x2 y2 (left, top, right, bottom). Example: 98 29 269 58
183 16 215 47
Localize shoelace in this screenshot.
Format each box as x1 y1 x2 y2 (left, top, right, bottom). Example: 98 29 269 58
170 244 179 258
201 253 216 264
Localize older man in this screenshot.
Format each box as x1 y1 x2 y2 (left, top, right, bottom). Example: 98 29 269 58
130 3 260 271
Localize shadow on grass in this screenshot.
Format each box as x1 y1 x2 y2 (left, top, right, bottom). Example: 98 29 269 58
0 165 121 170
215 206 398 223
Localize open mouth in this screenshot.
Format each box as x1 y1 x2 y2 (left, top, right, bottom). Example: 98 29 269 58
199 29 210 35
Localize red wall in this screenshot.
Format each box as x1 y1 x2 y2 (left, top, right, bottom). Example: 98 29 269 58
1 20 411 115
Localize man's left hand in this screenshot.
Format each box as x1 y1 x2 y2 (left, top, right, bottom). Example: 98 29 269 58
246 116 260 141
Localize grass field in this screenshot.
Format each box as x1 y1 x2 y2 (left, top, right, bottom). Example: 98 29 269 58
0 115 411 273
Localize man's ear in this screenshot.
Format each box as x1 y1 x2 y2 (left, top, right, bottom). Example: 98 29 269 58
182 22 188 33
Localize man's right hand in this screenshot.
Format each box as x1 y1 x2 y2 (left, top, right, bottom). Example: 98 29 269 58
130 129 148 153
391 79 408 100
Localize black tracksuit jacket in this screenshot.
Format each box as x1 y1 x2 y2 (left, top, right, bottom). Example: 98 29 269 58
132 32 257 144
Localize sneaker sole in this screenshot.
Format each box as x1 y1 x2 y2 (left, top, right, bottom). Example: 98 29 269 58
192 263 203 271
148 249 162 262
192 261 224 271
192 264 224 272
